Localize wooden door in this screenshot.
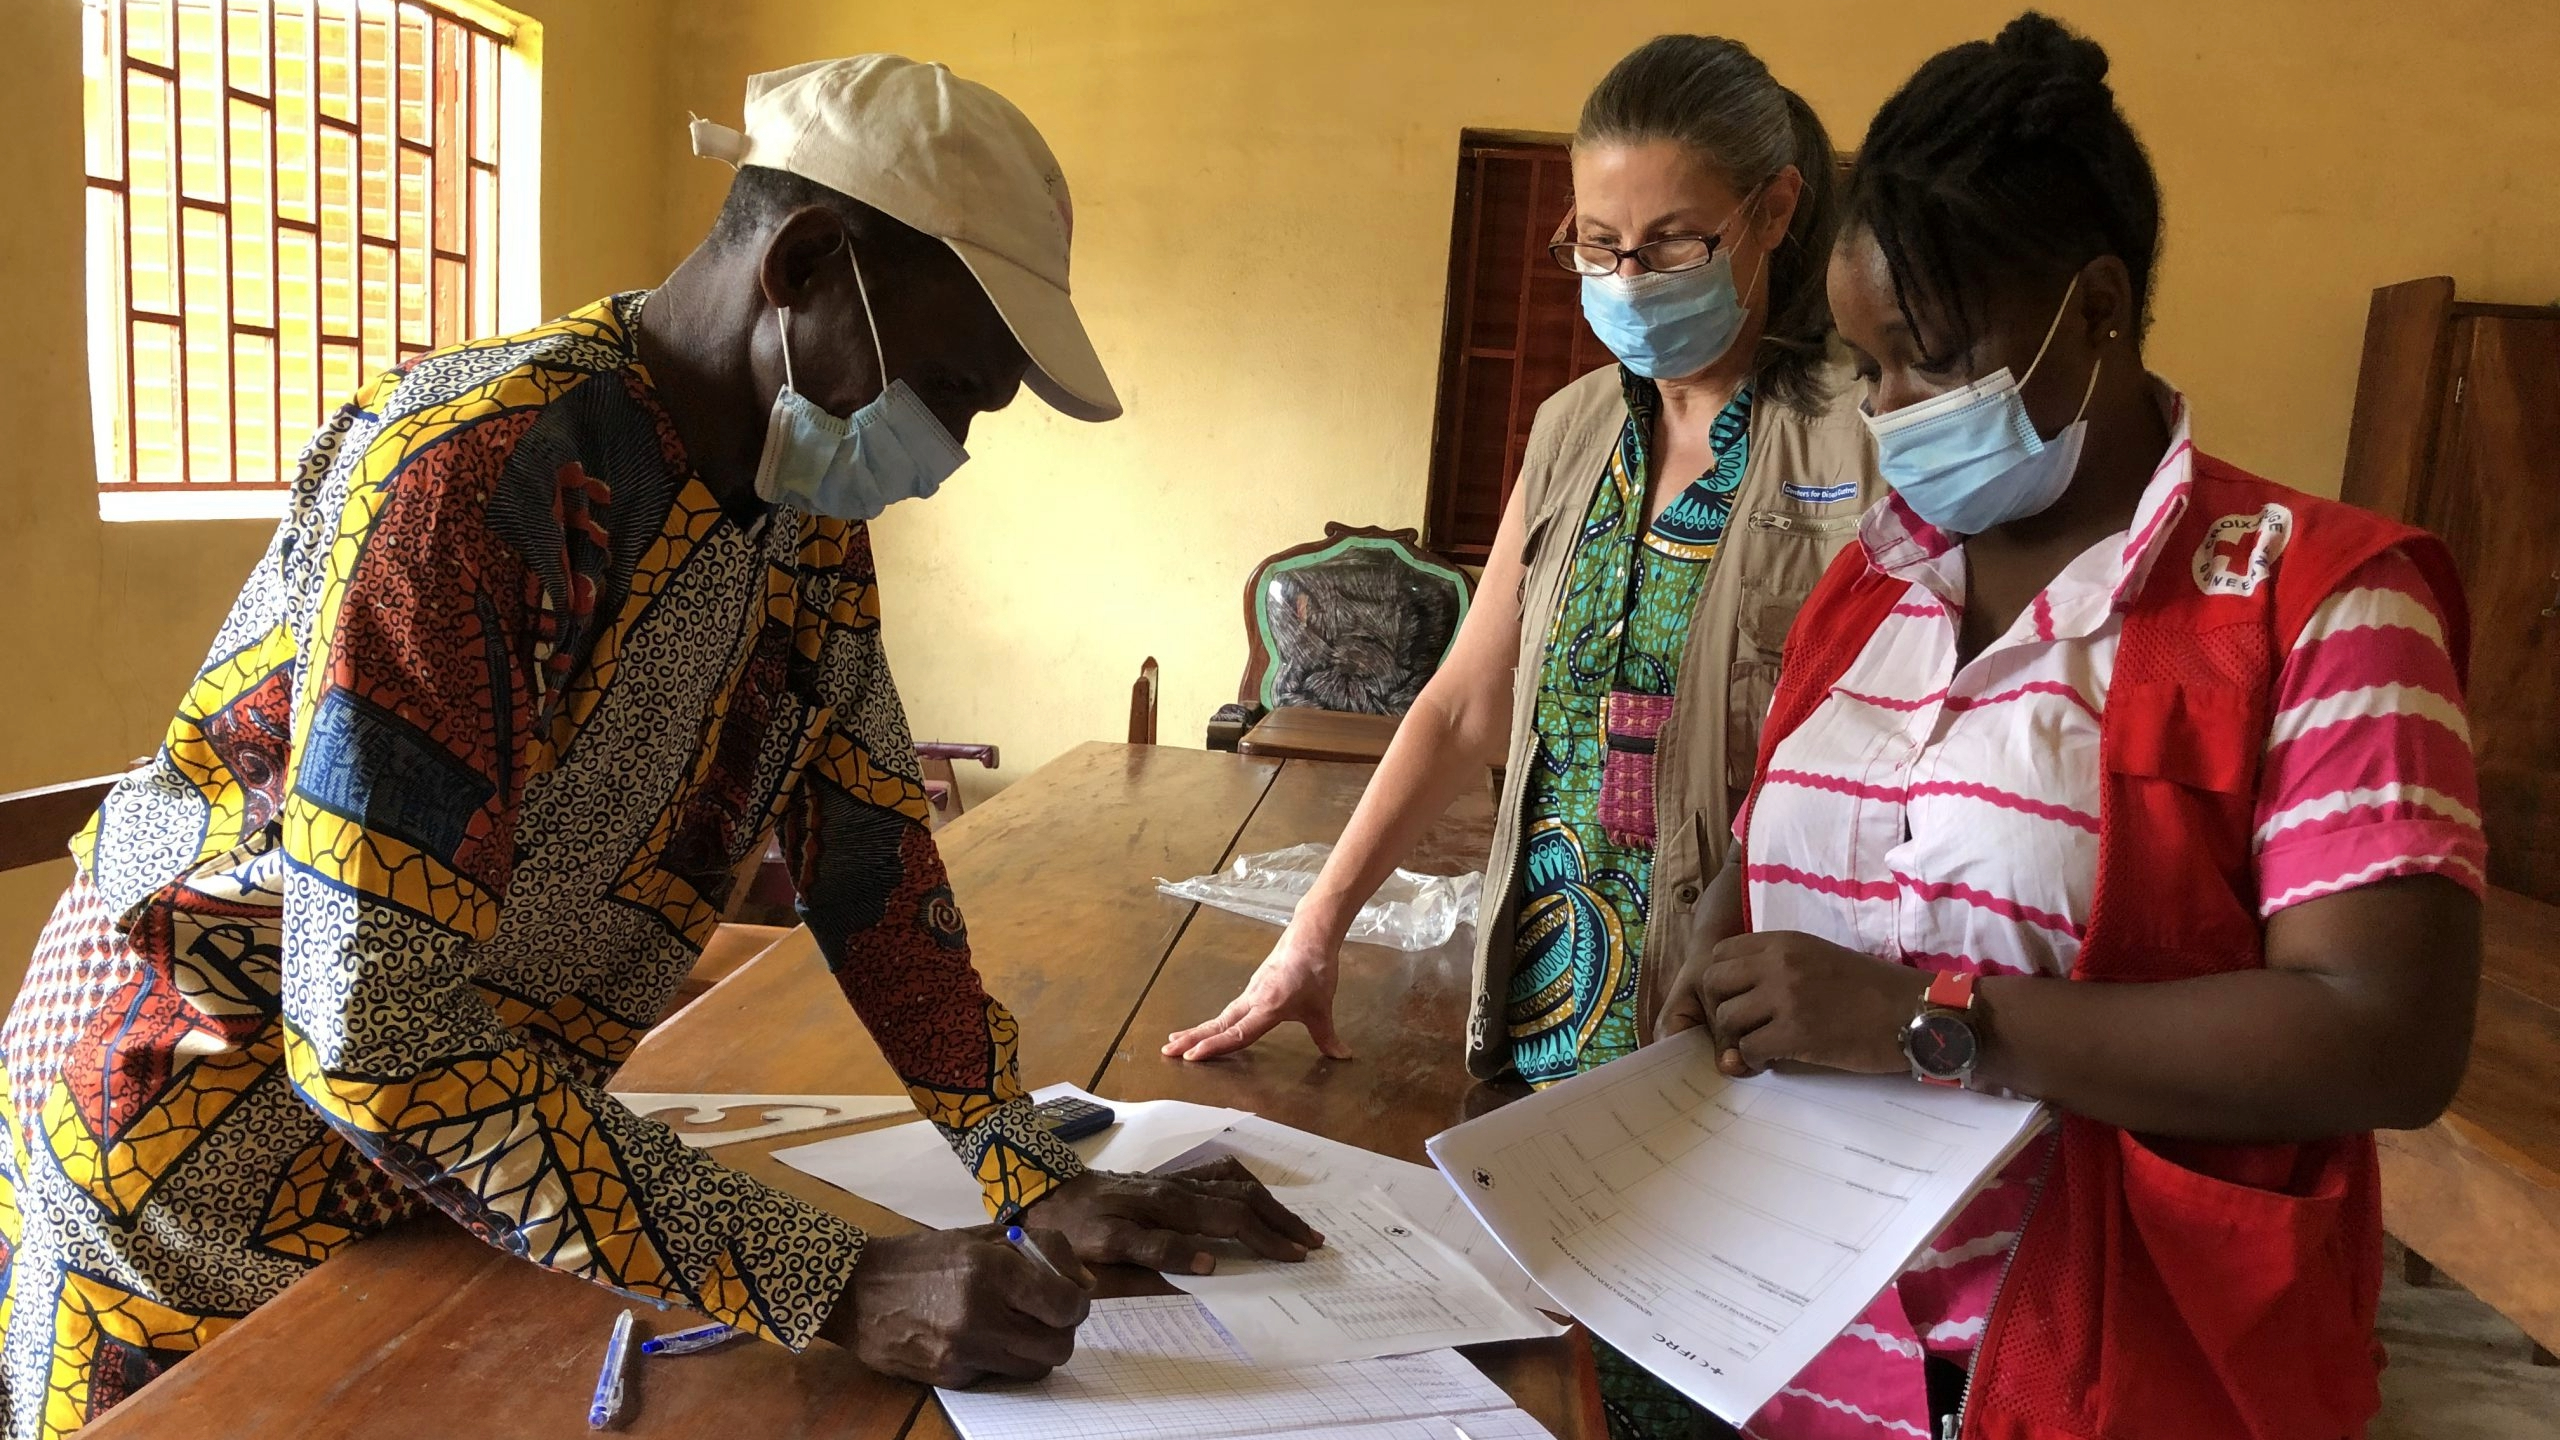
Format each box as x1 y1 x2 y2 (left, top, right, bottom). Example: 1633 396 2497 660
1424 136 1614 564
2432 315 2560 902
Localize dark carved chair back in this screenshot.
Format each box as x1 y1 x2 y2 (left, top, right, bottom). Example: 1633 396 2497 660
1225 524 1474 731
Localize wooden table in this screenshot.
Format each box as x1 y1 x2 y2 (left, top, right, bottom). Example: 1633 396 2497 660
2380 884 2560 1355
1237 706 1403 764
91 742 1598 1440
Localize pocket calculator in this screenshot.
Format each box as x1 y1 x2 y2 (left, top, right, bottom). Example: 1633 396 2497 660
1034 1095 1117 1143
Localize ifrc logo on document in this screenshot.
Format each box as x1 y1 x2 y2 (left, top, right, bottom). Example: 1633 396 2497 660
2193 503 2293 597
1651 1333 1725 1375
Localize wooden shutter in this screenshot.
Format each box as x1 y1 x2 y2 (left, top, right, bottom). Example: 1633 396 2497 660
1423 133 1613 564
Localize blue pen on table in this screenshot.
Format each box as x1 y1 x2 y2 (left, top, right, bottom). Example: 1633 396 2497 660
640 1321 744 1357
588 1308 635 1430
1003 1224 1070 1281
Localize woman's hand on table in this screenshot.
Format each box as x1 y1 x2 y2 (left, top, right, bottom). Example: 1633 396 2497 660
1016 1157 1326 1275
1161 920 1351 1061
1656 931 1922 1078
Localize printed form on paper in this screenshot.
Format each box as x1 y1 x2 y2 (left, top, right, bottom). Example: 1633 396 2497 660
1426 1030 2044 1423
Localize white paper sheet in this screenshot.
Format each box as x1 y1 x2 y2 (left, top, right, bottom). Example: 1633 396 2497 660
773 1084 1248 1228
932 1294 1551 1440
1249 1412 1554 1440
1162 1187 1562 1368
1161 1115 1563 1318
1427 1030 2045 1424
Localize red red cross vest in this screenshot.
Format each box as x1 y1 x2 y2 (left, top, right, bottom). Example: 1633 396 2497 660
1743 453 2469 1440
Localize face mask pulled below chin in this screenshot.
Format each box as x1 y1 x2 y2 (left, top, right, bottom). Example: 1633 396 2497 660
1861 278 2099 536
752 299 968 522
1580 252 1748 381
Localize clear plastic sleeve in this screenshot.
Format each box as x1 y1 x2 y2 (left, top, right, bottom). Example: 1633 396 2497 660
1156 842 1481 952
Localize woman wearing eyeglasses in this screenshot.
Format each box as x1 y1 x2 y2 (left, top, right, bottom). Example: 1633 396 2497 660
1169 33 1880 1438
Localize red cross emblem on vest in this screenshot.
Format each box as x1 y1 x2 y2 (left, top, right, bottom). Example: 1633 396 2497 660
2192 504 2295 597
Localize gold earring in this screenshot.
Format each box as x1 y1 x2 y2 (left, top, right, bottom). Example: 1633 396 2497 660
2108 328 2120 340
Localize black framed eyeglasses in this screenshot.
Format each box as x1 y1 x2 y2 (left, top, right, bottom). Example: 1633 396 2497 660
1548 182 1767 277
1549 233 1723 276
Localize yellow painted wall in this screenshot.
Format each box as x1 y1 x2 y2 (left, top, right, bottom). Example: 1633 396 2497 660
0 0 674 992
6 0 2555 986
654 0 2560 811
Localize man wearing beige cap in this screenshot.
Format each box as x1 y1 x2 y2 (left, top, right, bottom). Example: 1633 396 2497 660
0 55 1307 1436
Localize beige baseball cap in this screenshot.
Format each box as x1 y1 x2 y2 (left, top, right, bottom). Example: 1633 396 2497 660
690 55 1121 422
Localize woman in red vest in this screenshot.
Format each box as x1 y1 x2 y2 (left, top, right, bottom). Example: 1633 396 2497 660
1654 13 2485 1440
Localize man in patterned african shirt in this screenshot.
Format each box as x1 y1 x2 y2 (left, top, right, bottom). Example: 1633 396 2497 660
0 56 1313 1439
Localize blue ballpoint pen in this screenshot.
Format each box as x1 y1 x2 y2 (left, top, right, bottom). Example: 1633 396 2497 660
589 1308 635 1430
640 1321 744 1357
1004 1225 1069 1280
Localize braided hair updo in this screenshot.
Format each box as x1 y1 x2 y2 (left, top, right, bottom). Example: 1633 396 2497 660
1843 12 2161 366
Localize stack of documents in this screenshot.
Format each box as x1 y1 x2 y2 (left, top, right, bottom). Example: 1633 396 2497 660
1163 1185 1561 1367
1427 1030 2045 1424
1162 1115 1560 1318
775 1089 1564 1367
934 1294 1555 1440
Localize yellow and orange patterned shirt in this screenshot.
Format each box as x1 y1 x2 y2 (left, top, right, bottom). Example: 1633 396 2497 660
0 294 1078 1439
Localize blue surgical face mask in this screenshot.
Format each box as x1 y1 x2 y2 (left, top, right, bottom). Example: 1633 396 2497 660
1861 276 2103 536
1577 192 1766 380
751 245 968 522
1582 255 1749 380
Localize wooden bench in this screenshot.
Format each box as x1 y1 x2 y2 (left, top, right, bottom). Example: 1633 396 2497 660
2381 885 2560 1361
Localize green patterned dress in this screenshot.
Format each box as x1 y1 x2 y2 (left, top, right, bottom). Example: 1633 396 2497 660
1505 371 1755 1440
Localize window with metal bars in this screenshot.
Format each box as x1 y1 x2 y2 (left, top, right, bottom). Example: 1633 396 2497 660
81 0 540 521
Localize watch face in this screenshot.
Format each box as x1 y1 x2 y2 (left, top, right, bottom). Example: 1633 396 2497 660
1907 1013 1979 1078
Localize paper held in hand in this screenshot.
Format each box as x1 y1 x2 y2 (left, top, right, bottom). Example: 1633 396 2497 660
1425 1029 2046 1424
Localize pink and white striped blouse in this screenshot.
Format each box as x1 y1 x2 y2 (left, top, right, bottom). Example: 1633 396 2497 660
1737 389 2485 1440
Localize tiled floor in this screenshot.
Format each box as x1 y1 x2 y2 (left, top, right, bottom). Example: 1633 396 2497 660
2374 1243 2560 1439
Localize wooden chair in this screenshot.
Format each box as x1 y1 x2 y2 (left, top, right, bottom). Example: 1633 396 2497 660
0 773 131 874
1129 657 1160 745
733 661 1156 927
1207 523 1476 749
722 741 1001 930
0 767 141 1011
916 742 999 826
734 661 1153 931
